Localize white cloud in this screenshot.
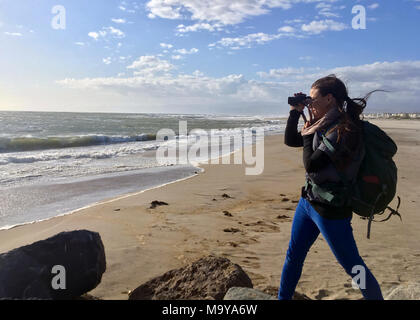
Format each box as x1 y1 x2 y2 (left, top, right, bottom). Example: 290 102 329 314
88 32 100 40
174 48 199 55
208 17 349 50
75 42 85 46
103 57 112 65
278 26 295 33
368 3 379 10
209 32 296 48
315 2 342 18
111 18 127 24
176 22 224 33
209 31 303 49
257 67 314 78
106 26 125 38
57 60 420 113
171 55 182 60
301 19 348 34
160 43 173 49
127 55 175 76
88 26 125 41
146 0 339 32
284 18 304 24
4 32 22 36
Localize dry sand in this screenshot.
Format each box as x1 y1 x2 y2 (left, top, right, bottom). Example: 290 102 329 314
0 119 419 300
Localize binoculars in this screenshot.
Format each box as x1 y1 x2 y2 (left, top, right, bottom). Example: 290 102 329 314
288 93 312 107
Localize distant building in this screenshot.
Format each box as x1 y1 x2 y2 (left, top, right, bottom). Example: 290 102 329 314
364 112 420 119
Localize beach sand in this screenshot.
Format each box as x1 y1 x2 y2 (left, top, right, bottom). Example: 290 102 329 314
0 119 419 300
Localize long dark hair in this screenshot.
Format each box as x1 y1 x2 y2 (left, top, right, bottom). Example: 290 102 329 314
311 74 385 168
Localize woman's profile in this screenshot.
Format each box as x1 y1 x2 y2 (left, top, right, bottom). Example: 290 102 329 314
278 74 384 300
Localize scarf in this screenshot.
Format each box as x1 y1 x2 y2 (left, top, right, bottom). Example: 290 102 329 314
301 107 342 136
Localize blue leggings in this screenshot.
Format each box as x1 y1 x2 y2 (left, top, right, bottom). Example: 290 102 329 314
278 197 383 300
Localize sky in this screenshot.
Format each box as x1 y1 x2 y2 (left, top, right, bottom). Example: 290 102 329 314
0 0 419 116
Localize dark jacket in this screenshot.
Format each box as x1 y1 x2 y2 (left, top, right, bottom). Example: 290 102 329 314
285 109 364 219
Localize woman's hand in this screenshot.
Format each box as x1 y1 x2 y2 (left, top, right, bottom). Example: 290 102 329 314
289 93 306 113
304 105 320 127
290 104 305 113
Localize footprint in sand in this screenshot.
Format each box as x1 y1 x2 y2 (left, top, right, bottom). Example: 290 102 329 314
241 258 260 268
223 227 241 233
244 221 280 232
223 210 233 217
222 193 233 199
149 200 169 209
245 256 260 261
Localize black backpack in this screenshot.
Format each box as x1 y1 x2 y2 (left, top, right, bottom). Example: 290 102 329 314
309 120 402 238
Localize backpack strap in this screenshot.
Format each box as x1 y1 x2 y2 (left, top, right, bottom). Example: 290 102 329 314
303 133 353 206
375 196 402 223
320 133 350 184
320 133 335 153
308 181 335 202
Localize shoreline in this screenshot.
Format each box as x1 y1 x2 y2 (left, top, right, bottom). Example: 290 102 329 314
0 166 205 231
1 119 420 300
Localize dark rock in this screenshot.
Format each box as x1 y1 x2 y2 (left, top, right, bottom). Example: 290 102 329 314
222 193 232 199
150 200 169 209
0 230 106 300
385 282 420 300
257 285 311 300
73 293 102 300
281 198 290 202
223 211 233 217
128 255 253 300
276 215 289 220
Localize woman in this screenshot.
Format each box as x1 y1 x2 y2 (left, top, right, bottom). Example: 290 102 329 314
278 75 384 300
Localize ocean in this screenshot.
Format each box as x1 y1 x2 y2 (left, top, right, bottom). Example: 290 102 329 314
0 111 287 230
